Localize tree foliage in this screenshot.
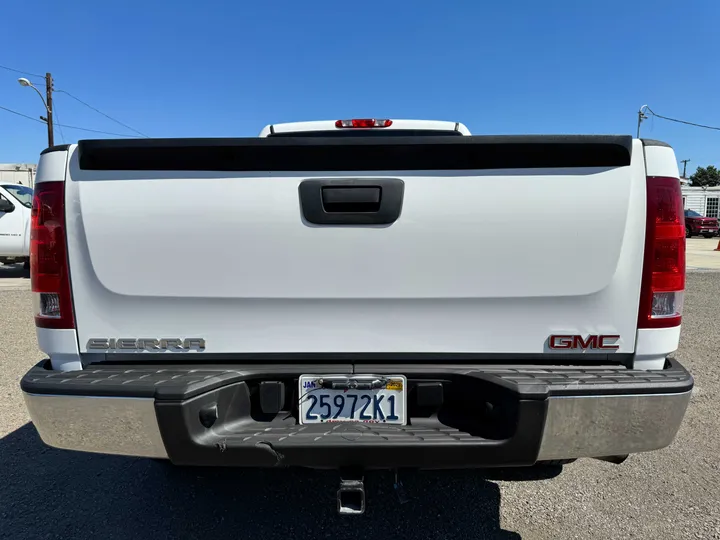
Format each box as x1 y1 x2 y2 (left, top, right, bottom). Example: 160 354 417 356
689 165 720 187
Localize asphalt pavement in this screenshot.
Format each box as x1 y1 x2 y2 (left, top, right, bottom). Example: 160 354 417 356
1 270 719 539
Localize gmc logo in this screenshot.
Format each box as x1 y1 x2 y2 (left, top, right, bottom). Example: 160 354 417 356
548 334 620 350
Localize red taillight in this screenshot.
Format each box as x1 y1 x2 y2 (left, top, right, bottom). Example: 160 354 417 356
335 119 393 128
638 176 685 329
31 181 74 329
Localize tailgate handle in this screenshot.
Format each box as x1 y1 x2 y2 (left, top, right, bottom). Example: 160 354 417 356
299 179 404 226
322 187 381 213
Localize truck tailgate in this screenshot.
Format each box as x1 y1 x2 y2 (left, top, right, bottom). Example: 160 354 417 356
63 136 646 357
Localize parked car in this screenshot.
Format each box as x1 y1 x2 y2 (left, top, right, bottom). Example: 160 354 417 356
0 184 32 267
684 209 719 238
20 125 692 515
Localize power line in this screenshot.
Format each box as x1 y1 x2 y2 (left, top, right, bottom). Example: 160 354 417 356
0 64 44 78
53 105 67 144
54 123 142 138
0 105 44 123
55 89 149 137
645 106 720 132
1 104 142 138
3 67 149 138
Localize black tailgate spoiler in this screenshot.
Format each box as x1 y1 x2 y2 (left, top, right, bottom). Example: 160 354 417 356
77 135 632 172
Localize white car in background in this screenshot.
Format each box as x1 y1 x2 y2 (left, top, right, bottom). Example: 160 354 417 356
0 183 32 267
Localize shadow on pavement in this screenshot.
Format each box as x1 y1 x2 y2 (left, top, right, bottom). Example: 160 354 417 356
0 263 29 280
0 423 563 539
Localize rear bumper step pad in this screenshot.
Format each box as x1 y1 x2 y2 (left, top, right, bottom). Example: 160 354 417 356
21 360 693 468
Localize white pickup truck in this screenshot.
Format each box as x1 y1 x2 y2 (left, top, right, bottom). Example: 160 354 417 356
21 119 692 514
0 183 32 266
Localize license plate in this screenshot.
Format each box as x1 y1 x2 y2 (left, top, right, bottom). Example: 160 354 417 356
298 375 407 425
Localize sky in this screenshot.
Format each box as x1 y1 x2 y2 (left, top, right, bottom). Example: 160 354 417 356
1 0 719 174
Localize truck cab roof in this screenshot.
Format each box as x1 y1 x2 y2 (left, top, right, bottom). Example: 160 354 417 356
258 119 472 137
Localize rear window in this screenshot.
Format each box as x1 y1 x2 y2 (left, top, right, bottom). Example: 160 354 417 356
269 129 464 138
78 136 633 172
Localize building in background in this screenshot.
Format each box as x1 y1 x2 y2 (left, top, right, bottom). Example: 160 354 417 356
682 185 720 218
0 163 36 188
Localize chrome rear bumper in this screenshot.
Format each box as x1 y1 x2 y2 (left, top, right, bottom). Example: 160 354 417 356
24 393 168 458
21 360 693 467
538 391 691 460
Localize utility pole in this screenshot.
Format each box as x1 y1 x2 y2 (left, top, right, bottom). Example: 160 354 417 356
681 159 690 178
17 73 54 147
637 105 649 139
44 72 54 147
